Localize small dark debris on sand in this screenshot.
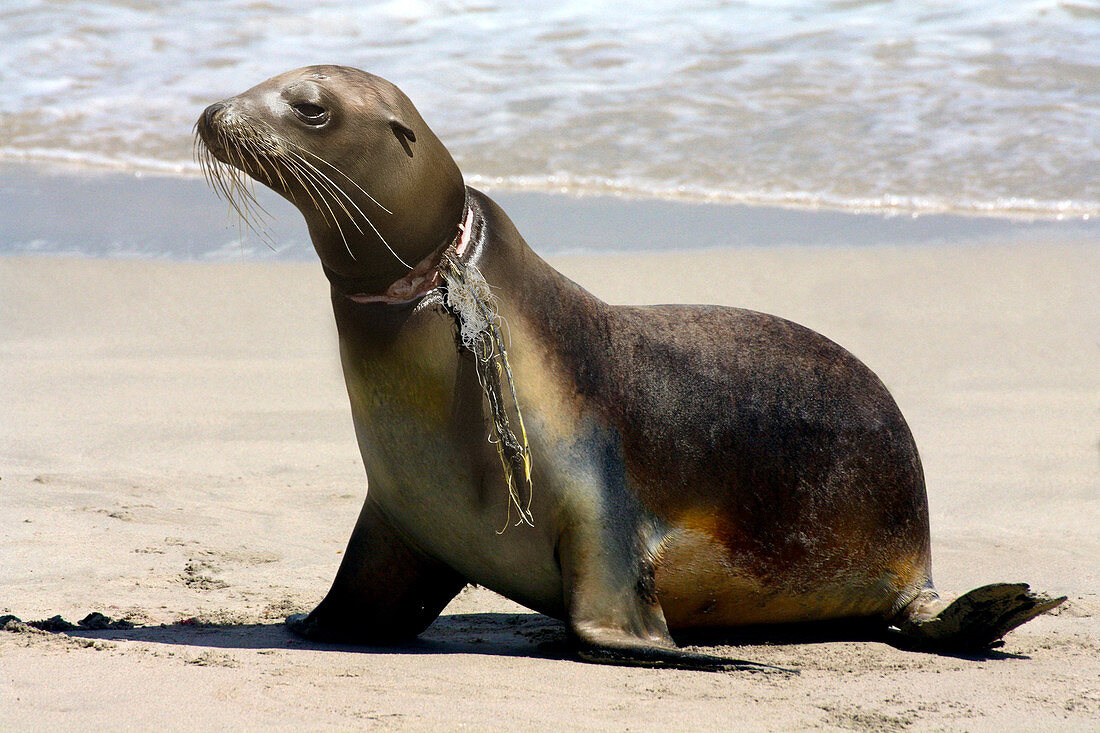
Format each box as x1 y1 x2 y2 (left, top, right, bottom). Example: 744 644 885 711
78 612 134 630
28 615 76 632
0 612 134 633
1 615 39 633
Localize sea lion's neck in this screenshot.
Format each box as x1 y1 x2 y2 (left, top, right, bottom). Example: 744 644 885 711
311 218 453 297
319 186 472 300
324 201 472 306
328 187 607 351
308 167 466 296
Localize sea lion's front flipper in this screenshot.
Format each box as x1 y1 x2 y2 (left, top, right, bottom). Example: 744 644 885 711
287 498 466 644
558 528 795 674
897 583 1066 652
574 637 795 673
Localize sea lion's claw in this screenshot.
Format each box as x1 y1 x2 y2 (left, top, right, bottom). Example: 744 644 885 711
284 613 311 637
284 611 351 643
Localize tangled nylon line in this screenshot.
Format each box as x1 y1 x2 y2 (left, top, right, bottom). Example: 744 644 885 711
439 252 534 532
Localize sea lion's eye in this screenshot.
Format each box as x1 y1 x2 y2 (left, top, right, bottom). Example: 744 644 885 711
292 103 328 125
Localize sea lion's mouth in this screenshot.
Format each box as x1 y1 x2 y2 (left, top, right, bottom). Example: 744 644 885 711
195 103 241 167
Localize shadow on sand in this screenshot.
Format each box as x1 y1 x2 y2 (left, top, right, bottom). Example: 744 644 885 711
58 611 1027 663
60 612 570 660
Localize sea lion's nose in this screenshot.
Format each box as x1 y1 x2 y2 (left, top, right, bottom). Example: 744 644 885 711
203 102 227 128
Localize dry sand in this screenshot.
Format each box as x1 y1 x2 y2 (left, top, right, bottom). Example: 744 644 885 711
1 238 1098 730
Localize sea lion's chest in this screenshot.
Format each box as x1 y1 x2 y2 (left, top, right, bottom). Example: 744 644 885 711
333 301 567 615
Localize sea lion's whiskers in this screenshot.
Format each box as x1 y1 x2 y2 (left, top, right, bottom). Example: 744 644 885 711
277 150 361 232
279 156 330 225
247 117 377 223
280 149 365 235
276 141 413 269
279 158 352 257
223 158 272 244
196 136 251 259
206 150 245 220
269 154 292 193
242 130 292 194
243 141 279 192
202 130 240 201
202 115 413 271
199 123 264 221
282 158 360 256
241 119 379 263
193 129 212 190
225 128 285 254
226 133 269 215
280 150 409 268
202 129 278 251
277 152 358 260
246 120 411 269
261 125 393 215
200 138 234 204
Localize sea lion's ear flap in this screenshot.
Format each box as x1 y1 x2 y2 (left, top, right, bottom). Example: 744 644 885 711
389 118 416 157
390 119 416 143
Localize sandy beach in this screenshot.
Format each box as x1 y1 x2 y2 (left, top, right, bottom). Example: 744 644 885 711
1 226 1097 729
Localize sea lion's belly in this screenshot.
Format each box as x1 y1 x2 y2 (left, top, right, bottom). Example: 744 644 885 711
653 521 922 628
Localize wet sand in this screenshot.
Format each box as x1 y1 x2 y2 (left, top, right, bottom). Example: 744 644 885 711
1 224 1098 729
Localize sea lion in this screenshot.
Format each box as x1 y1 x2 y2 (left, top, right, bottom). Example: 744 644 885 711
196 65 1065 671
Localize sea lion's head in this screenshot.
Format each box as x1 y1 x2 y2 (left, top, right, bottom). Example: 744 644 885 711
196 65 465 296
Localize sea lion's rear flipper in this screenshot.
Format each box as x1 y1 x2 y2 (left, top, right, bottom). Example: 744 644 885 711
287 498 466 644
897 583 1066 652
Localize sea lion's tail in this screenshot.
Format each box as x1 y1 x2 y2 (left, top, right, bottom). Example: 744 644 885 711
893 582 1066 652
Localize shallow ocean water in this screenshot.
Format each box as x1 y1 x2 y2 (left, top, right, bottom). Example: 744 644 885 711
2 0 1098 220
